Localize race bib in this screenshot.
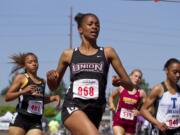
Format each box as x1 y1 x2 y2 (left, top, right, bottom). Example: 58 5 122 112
73 79 99 100
166 116 180 128
120 108 134 120
27 100 43 115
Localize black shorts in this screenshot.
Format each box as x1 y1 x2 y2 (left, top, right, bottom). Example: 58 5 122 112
10 112 42 132
152 126 180 135
61 104 105 129
159 127 180 135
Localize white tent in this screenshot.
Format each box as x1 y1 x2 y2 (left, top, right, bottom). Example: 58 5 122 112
0 112 13 122
0 112 13 130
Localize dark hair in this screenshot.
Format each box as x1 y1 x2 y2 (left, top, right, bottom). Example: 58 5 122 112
74 12 98 28
164 58 180 70
9 52 37 74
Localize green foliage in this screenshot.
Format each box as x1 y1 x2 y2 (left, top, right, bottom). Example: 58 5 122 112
0 75 15 96
0 105 16 115
44 106 58 117
0 105 58 118
50 81 67 99
107 92 119 109
139 79 151 95
113 94 119 109
0 86 9 96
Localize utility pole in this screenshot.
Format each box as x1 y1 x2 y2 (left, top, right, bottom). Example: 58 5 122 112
69 7 73 49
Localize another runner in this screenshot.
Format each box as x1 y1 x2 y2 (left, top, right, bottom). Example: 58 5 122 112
5 52 60 135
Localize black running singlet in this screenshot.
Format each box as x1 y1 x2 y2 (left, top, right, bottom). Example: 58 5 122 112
63 47 110 109
16 73 45 118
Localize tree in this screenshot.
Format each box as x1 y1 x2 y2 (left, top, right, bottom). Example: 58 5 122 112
0 73 16 96
139 79 151 95
1 86 9 96
0 79 12 96
48 80 67 99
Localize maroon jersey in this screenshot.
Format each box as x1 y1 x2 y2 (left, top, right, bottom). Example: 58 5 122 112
113 89 141 126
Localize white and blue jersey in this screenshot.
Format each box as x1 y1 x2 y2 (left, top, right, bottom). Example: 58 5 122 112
155 82 180 129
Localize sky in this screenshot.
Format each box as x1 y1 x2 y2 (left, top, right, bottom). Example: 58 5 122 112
0 0 180 94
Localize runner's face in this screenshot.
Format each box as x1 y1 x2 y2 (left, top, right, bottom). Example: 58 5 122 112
130 71 142 86
79 15 100 41
25 55 39 73
166 63 180 83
